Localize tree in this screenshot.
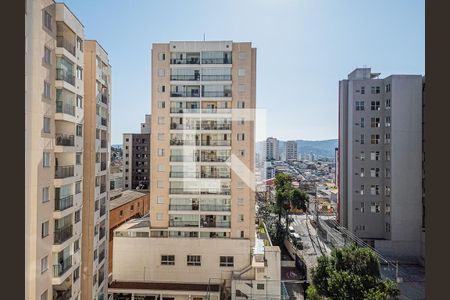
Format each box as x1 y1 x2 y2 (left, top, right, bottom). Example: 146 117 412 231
310 245 400 300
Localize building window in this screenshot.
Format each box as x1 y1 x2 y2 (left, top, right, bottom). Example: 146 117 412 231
371 117 380 128
43 152 50 167
76 124 83 137
257 284 265 290
40 290 48 300
77 37 83 52
355 101 365 111
385 133 391 144
370 202 381 213
385 84 391 93
41 221 49 238
360 86 365 94
75 209 81 223
44 47 51 65
158 53 166 61
360 202 365 213
95 200 99 211
360 134 364 145
77 95 83 108
76 152 82 165
238 84 246 92
158 133 164 141
220 256 234 267
370 168 380 178
238 197 244 205
43 11 52 31
238 69 246 76
360 151 365 160
119 210 123 216
385 222 391 233
158 164 165 172
385 186 391 196
239 150 245 156
73 266 80 282
239 52 247 60
157 180 164 188
74 239 80 253
240 231 245 238
370 185 380 195
385 151 391 161
360 168 364 177
237 101 245 109
43 117 51 133
360 117 364 128
157 148 165 156
156 213 163 220
238 214 244 222
158 85 166 93
42 187 49 203
43 81 51 99
371 134 380 144
157 196 164 204
158 101 166 109
371 101 380 111
75 181 82 194
187 255 201 266
161 255 175 265
370 151 380 161
237 133 245 141
41 256 48 273
385 168 391 178
158 116 165 124
385 99 391 110
158 68 165 77
360 185 364 195
385 203 391 215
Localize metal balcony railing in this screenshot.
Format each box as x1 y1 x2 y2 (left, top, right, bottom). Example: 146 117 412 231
53 255 72 277
53 287 72 300
56 69 75 86
56 36 76 56
201 140 231 146
169 188 231 195
55 134 74 146
170 74 200 81
170 90 201 98
56 101 75 116
169 155 200 162
170 139 200 146
201 58 232 64
170 108 200 113
55 165 74 179
200 220 231 228
169 172 230 179
54 225 73 244
55 195 73 211
202 91 232 97
169 204 199 211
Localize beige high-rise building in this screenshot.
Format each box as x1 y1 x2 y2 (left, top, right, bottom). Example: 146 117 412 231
285 140 298 161
338 67 424 262
25 1 111 299
265 137 279 161
81 41 111 300
110 41 281 299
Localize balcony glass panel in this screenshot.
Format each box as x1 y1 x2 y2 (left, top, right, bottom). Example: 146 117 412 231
170 52 200 64
201 51 232 64
169 214 199 227
56 57 75 85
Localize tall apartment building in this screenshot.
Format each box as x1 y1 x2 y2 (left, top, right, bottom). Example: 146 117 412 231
110 41 281 299
81 41 111 300
25 2 85 299
338 67 423 261
285 140 298 161
265 137 279 161
25 2 111 299
123 115 151 190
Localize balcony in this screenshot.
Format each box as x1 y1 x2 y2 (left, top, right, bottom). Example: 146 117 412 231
100 161 107 171
170 57 200 65
170 74 200 81
99 250 105 263
101 139 107 148
203 91 232 97
169 172 231 179
200 217 230 228
53 255 72 277
201 204 231 211
101 117 108 127
201 140 231 146
170 139 200 146
53 287 72 300
170 155 200 162
100 184 106 194
56 69 75 86
56 36 76 56
169 188 231 195
101 94 108 105
55 165 74 179
100 204 106 217
169 204 199 211
169 220 199 227
55 134 75 147
99 227 106 240
171 90 201 98
170 108 200 114
54 225 73 244
55 195 73 212
202 75 232 81
56 101 75 116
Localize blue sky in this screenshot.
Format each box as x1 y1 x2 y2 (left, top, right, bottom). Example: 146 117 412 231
62 0 424 144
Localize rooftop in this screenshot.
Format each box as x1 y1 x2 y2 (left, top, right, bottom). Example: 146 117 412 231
114 214 150 232
109 189 147 210
109 281 220 292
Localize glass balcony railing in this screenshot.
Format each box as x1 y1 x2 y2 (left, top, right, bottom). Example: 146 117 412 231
54 225 73 244
55 165 74 179
169 220 199 227
55 134 75 146
53 256 72 277
101 117 108 127
201 140 231 146
100 205 106 217
170 90 201 97
101 139 107 148
169 188 231 195
170 108 200 114
201 58 232 64
170 75 200 81
100 161 107 171
55 195 73 212
170 57 200 65
99 227 106 240
56 69 75 86
100 184 106 194
202 91 232 97
56 36 76 56
169 155 200 162
169 172 231 179
200 219 231 228
170 139 200 146
53 287 72 300
169 204 199 211
170 123 231 130
56 101 75 116
202 75 232 81
200 204 231 211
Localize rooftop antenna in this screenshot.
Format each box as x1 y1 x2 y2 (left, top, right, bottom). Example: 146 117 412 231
203 33 206 41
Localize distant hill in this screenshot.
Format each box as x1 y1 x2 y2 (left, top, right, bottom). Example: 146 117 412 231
296 139 338 158
111 144 122 149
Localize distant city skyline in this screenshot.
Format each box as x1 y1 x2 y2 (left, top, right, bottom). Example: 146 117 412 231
62 0 424 144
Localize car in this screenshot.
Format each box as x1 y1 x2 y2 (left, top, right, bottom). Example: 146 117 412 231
288 226 295 234
291 232 301 240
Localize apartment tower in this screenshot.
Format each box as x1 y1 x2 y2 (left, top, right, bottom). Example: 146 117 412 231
265 137 279 161
81 40 111 300
285 140 298 161
25 1 85 299
338 67 423 261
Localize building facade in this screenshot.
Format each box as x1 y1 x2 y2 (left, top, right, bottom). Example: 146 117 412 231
338 67 423 261
141 114 152 134
285 140 298 161
123 132 151 190
25 2 85 299
80 40 111 300
265 137 279 161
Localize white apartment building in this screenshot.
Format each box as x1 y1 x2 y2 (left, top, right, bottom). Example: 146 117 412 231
141 114 152 134
338 67 423 261
285 140 298 161
110 40 281 299
265 137 279 161
25 2 111 299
